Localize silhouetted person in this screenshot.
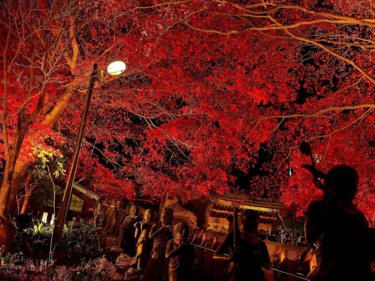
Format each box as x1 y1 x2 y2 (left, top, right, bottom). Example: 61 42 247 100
165 222 195 281
213 209 271 281
305 165 373 281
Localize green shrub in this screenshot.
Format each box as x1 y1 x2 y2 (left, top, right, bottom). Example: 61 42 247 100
15 221 103 260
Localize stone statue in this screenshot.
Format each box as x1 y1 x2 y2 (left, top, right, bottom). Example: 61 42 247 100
165 222 195 281
103 199 119 235
142 208 174 281
119 205 140 256
93 198 106 229
131 209 156 270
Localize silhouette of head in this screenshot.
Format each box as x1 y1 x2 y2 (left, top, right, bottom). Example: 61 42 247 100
239 209 259 234
326 165 358 202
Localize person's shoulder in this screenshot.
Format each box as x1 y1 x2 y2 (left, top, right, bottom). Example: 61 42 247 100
306 199 325 216
350 205 369 226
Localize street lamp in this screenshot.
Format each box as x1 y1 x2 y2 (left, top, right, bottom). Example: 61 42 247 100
107 60 126 76
54 61 126 241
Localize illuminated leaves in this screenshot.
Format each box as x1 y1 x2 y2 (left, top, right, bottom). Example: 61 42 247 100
1 0 374 222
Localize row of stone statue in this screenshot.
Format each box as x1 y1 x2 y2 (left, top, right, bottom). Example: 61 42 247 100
97 201 274 281
95 202 195 281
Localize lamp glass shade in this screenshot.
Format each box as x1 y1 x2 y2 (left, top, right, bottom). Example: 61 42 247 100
107 61 126 76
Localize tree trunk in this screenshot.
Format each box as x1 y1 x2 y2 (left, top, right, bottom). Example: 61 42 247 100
20 170 33 215
0 150 17 216
3 91 75 215
8 160 28 215
0 158 17 252
0 126 28 216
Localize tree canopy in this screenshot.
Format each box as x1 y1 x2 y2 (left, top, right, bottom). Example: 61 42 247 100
1 0 374 224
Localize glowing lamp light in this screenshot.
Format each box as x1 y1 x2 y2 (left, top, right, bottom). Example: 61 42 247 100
107 60 126 75
41 212 48 223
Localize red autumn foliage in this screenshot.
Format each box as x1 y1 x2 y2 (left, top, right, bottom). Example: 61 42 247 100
1 0 374 225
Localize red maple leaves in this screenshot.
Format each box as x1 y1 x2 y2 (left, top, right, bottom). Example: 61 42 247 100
1 0 374 224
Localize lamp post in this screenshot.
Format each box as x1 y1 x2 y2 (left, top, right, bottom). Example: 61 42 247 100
54 61 126 241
